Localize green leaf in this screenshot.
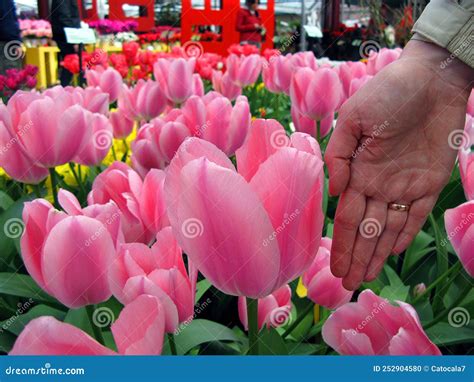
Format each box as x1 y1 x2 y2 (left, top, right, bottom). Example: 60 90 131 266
258 327 288 355
0 191 14 211
0 330 16 353
0 304 66 336
0 273 59 305
195 279 212 303
287 342 326 355
172 319 243 355
64 307 94 337
379 285 409 302
401 229 434 278
426 322 474 346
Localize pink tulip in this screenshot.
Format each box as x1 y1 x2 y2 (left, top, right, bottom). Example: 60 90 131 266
366 48 402 75
262 54 293 94
109 228 192 331
212 70 242 101
139 169 170 235
73 110 113 166
322 289 441 355
444 201 474 277
192 73 205 97
88 162 153 243
118 80 167 122
164 119 324 298
467 90 474 116
10 295 166 355
226 54 262 87
131 118 191 175
238 285 292 330
154 58 196 105
349 75 373 97
338 61 367 98
85 67 123 102
290 51 318 70
290 67 343 121
60 86 110 115
21 192 121 307
110 109 134 139
291 106 334 138
302 237 353 310
458 115 474 200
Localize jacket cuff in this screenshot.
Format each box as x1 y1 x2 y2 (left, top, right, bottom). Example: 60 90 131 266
412 0 474 68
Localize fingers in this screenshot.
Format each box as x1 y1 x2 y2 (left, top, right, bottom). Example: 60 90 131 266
364 208 408 281
392 195 438 254
342 199 387 290
324 109 361 196
330 189 366 278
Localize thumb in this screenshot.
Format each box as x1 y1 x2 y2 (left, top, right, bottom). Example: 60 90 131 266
324 111 360 196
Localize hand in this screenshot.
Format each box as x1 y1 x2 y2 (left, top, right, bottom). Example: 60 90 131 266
325 40 473 290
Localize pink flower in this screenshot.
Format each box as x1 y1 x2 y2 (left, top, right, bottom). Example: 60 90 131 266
467 90 474 116
212 70 242 101
302 237 353 310
226 54 262 87
20 190 122 308
458 115 474 200
444 201 474 277
110 109 134 139
349 75 373 97
290 51 318 70
139 169 170 235
85 67 123 103
366 48 402 75
291 106 334 139
290 67 343 121
262 54 293 95
164 120 324 298
338 61 367 98
88 162 153 244
53 86 110 115
109 227 193 331
10 295 166 355
238 285 292 330
322 289 441 355
118 80 167 122
154 58 196 105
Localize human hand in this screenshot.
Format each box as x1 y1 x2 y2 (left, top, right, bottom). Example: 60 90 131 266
325 40 473 290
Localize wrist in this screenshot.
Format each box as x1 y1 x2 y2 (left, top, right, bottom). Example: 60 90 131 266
402 39 474 91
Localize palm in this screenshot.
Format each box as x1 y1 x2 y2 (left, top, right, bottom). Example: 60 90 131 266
325 56 470 290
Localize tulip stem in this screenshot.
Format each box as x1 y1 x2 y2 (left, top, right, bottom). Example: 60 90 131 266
167 333 177 355
282 302 314 339
86 305 105 346
69 163 86 197
48 168 59 208
246 297 259 355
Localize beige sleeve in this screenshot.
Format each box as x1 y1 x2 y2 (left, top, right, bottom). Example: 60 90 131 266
412 0 474 68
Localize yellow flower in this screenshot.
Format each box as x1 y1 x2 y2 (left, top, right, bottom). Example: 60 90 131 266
102 125 137 167
296 277 308 298
256 82 265 92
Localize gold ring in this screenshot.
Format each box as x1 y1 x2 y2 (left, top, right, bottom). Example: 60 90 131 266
388 202 410 212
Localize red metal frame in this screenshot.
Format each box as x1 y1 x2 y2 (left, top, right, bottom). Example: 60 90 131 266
181 0 274 55
77 0 99 21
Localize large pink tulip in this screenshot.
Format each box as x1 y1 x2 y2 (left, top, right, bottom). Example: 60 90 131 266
338 61 367 98
349 75 373 97
458 115 474 200
139 169 170 235
366 48 402 75
88 162 153 243
263 54 293 95
291 106 334 139
238 285 292 330
212 70 242 101
302 237 353 310
73 110 113 166
85 67 123 102
290 67 343 121
58 86 110 115
444 201 474 277
21 191 121 307
118 80 167 122
290 51 318 70
131 118 191 175
226 54 262 87
322 289 441 355
110 108 134 139
154 58 196 105
10 295 166 355
109 227 192 331
164 119 324 298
